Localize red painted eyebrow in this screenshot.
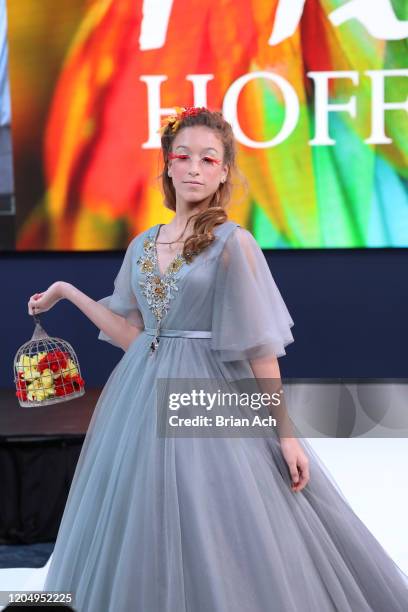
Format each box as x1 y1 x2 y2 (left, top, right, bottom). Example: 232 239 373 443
168 152 221 164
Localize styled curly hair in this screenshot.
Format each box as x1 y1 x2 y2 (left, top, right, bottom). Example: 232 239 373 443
159 107 238 262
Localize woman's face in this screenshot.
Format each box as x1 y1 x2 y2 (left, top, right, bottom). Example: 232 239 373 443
167 126 228 204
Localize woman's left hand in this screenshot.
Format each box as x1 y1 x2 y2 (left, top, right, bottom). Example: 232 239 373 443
279 438 310 493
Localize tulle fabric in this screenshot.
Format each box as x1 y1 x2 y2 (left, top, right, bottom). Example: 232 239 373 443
97 237 144 348
42 335 408 611
211 227 294 362
40 221 408 611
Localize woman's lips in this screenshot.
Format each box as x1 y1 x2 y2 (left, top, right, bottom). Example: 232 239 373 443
183 181 203 185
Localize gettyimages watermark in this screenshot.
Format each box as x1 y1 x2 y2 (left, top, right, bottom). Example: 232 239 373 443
155 378 408 438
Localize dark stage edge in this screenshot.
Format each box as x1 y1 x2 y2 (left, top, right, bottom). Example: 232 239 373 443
0 389 102 547
0 388 101 438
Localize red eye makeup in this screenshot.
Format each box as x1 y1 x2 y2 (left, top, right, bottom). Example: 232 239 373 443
203 156 221 165
168 153 188 160
168 152 221 164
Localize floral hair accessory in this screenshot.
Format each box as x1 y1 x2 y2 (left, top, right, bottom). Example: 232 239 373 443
158 106 208 136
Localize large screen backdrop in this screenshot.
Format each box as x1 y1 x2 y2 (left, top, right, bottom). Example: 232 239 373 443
4 0 408 250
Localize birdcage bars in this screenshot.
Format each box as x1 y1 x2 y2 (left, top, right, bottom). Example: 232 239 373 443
14 314 85 407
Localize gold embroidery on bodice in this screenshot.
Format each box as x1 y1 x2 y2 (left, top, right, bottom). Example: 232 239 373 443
136 233 187 355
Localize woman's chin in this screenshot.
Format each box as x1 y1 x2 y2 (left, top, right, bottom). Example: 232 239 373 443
182 192 213 205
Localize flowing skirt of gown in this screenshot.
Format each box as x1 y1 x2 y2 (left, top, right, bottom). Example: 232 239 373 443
38 331 408 612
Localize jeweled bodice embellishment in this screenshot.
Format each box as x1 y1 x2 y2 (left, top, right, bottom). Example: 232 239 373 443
137 234 186 356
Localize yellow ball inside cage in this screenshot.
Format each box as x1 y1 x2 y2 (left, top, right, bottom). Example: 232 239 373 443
14 315 85 407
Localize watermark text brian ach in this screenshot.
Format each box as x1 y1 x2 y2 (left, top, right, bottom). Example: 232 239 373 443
168 414 278 429
165 389 283 429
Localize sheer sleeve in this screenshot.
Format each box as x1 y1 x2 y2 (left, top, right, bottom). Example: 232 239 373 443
97 237 144 347
211 227 294 362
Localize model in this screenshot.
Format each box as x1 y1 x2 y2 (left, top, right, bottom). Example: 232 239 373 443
27 107 408 611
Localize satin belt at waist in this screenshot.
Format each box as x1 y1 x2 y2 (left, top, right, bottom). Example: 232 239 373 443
143 327 212 339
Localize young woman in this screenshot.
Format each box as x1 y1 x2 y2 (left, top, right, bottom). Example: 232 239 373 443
28 107 408 611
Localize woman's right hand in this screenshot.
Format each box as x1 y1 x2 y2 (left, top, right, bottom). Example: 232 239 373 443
28 281 69 316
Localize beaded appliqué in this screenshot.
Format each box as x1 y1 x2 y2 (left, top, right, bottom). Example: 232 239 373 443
137 235 186 356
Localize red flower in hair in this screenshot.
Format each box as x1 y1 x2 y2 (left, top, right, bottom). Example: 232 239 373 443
180 106 207 119
158 106 208 135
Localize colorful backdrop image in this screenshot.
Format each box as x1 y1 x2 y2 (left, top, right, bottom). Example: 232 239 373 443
4 0 408 250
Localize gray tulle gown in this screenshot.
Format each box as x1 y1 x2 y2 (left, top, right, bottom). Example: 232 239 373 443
43 221 408 611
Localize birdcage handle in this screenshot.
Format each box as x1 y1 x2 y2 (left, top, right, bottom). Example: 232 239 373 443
31 312 49 340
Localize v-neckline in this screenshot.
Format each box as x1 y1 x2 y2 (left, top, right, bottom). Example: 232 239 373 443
153 223 185 278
